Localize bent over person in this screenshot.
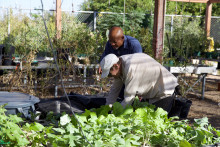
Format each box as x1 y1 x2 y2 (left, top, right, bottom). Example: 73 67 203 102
100 53 179 113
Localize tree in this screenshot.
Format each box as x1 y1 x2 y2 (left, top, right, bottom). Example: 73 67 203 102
81 0 220 16
81 0 154 13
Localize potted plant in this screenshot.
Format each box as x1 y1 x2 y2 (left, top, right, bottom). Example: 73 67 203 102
1 35 15 66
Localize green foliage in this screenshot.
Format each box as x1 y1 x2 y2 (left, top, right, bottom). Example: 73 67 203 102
82 0 154 13
0 104 29 146
96 6 145 35
164 17 207 62
166 2 220 16
56 15 105 62
0 10 55 56
0 11 105 61
135 28 153 56
82 0 220 16
0 101 220 146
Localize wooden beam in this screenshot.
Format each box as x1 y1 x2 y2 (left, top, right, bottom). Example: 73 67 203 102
56 0 62 39
168 0 220 3
168 0 208 3
153 0 166 62
209 0 220 3
205 1 212 37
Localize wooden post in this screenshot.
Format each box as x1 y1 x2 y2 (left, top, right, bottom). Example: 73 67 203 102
56 0 62 39
205 1 212 37
153 0 166 62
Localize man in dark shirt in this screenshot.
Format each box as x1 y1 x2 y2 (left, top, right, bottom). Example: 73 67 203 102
98 26 143 73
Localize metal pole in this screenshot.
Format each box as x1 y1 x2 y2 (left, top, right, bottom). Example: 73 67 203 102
8 8 10 36
123 0 125 27
94 12 97 31
171 15 174 36
201 74 207 100
83 66 87 84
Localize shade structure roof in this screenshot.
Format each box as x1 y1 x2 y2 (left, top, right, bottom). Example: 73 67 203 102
168 0 220 3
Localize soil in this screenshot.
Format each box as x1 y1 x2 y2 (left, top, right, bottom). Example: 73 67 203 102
184 74 220 129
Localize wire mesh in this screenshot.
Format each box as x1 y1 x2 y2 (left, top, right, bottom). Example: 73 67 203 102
210 17 220 44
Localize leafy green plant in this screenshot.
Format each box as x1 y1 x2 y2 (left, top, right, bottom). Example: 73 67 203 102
0 99 220 147
0 104 29 146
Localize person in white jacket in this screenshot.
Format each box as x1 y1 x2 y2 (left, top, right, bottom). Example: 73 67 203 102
100 53 179 113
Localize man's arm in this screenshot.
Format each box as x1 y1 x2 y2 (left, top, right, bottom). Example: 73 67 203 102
120 68 139 107
106 78 124 105
121 94 135 107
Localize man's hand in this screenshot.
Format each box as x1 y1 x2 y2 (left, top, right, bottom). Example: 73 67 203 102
98 65 102 74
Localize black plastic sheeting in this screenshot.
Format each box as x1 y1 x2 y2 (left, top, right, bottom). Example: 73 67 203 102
61 92 106 110
36 93 108 114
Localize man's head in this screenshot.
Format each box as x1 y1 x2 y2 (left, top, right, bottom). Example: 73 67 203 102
109 27 124 50
100 54 121 78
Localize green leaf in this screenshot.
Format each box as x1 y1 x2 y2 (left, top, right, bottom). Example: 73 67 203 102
16 137 30 146
75 115 87 124
8 114 23 123
94 140 103 147
60 114 71 126
68 136 76 147
95 105 111 117
89 111 98 123
154 108 168 118
179 140 192 147
30 122 45 132
122 105 133 116
66 124 78 134
135 108 147 117
194 117 209 128
115 136 125 145
113 102 124 116
213 128 220 137
53 128 66 134
47 133 66 142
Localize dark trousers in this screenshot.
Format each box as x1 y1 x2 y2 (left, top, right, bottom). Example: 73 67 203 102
118 84 125 99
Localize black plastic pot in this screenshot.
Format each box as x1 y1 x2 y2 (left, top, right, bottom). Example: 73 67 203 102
168 97 192 119
0 55 2 65
2 57 12 66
